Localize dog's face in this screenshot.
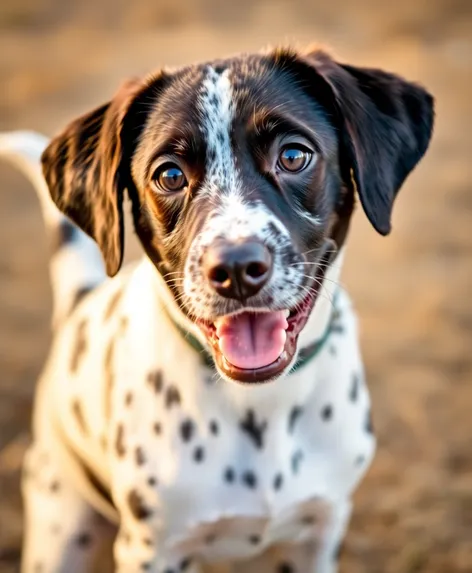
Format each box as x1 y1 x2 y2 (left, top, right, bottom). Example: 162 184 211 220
42 47 434 384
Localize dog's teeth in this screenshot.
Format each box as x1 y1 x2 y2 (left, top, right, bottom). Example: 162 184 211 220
283 309 290 318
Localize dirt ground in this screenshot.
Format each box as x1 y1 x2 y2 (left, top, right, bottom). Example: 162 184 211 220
0 1 471 571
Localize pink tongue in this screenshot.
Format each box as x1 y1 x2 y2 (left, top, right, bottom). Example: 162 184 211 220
215 311 288 369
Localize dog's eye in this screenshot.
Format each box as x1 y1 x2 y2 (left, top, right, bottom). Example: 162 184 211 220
278 146 313 173
152 164 188 193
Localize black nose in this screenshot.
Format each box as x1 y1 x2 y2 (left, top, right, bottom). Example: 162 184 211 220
203 240 273 301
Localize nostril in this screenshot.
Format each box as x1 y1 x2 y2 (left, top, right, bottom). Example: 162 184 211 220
209 266 230 285
245 262 268 280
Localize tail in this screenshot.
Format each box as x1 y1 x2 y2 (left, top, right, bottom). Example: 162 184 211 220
0 131 106 326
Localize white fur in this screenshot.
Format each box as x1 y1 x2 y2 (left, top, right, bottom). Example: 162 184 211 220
198 67 240 200
3 130 376 573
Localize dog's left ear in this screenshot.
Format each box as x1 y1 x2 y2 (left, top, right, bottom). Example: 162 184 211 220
279 49 435 235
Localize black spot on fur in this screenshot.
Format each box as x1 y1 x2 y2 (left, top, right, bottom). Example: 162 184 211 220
70 319 88 373
333 539 345 561
288 406 303 434
153 421 162 435
193 446 205 463
321 404 333 421
179 557 192 571
355 454 366 466
277 562 295 573
147 370 163 393
165 385 181 409
209 420 219 435
76 532 92 548
125 391 133 407
103 288 123 321
127 490 152 521
240 409 267 450
365 409 374 434
49 479 60 493
224 467 235 483
141 562 151 571
70 285 94 312
329 344 337 356
249 534 261 545
115 424 126 457
242 470 257 489
147 476 157 487
51 219 76 253
291 450 304 474
350 374 360 401
330 308 345 334
273 473 283 491
71 399 88 435
180 419 195 442
135 446 146 466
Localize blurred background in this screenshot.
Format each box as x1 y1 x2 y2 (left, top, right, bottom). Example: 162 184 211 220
0 0 471 572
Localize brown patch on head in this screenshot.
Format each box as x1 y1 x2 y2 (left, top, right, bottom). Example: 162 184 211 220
71 399 88 435
70 319 88 373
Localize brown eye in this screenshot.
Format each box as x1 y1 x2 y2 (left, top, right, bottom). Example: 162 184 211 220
152 164 188 193
278 146 312 173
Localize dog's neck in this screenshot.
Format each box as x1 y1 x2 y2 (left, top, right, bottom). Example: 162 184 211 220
139 250 345 415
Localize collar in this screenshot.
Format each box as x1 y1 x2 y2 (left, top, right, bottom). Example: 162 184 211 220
169 291 339 374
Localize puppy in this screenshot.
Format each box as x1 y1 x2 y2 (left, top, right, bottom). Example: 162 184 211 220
0 45 434 573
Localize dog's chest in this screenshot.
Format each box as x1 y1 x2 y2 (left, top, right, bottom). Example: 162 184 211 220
106 303 375 562
153 411 343 562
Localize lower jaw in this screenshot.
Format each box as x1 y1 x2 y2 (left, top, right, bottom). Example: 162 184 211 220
197 242 335 384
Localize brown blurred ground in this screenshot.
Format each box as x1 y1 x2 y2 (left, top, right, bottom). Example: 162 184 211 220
0 1 471 572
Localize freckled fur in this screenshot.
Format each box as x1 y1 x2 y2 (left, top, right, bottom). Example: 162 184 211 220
0 42 434 573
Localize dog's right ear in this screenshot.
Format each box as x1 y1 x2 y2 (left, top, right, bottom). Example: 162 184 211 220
41 79 145 277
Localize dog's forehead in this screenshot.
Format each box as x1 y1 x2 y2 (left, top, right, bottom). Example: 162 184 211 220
166 54 305 116
132 52 335 182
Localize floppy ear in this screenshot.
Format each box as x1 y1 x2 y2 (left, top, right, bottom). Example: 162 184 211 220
279 49 434 234
41 79 144 276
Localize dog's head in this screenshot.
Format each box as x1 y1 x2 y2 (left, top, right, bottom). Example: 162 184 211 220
42 47 434 384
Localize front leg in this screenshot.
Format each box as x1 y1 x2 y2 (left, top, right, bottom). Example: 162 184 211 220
114 501 201 573
21 443 115 573
312 500 352 573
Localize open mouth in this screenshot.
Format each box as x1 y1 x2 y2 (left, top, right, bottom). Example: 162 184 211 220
196 247 333 384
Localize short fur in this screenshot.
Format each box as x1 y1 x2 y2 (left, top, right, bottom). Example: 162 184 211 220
0 45 433 573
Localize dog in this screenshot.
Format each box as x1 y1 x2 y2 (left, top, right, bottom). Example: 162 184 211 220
0 45 434 573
